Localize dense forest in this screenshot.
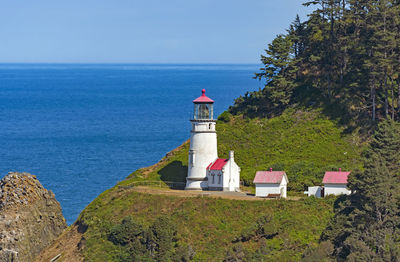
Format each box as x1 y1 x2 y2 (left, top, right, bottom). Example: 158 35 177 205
230 1 400 260
231 0 400 128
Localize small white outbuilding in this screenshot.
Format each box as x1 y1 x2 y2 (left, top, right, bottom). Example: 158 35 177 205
253 169 288 198
305 186 323 198
322 169 351 196
206 151 241 192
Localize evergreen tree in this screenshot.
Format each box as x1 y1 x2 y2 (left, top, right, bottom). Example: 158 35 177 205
308 120 400 261
232 0 400 125
255 33 297 108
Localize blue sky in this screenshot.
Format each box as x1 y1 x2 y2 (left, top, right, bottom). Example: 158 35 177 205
0 0 313 64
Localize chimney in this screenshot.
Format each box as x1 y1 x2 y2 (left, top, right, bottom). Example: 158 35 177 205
229 151 234 161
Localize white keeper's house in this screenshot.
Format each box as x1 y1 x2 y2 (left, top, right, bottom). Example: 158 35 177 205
206 151 241 191
253 169 288 198
322 169 351 196
185 89 241 191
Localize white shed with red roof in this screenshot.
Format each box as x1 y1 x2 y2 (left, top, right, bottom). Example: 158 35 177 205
322 169 351 196
206 151 241 191
253 169 288 198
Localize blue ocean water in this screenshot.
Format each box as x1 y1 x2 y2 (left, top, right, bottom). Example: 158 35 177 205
0 64 260 224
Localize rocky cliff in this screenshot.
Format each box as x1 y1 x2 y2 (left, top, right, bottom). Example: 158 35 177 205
0 172 67 262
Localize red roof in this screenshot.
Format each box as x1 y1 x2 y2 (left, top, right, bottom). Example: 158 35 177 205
253 170 287 184
193 89 214 103
322 170 351 184
207 158 228 170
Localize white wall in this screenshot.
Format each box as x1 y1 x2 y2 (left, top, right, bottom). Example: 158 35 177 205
324 184 351 196
231 160 241 190
307 186 322 198
186 121 218 190
222 158 240 191
279 176 287 198
255 184 281 197
186 180 208 190
207 170 223 188
255 177 287 198
206 152 241 192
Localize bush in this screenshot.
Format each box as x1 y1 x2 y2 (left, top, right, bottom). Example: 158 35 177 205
108 216 144 246
147 216 178 261
217 111 232 123
108 215 182 262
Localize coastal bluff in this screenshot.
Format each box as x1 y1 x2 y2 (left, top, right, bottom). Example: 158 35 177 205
0 172 67 262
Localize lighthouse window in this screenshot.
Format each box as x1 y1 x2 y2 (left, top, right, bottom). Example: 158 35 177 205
218 174 221 184
194 103 214 120
193 105 198 119
189 150 195 165
199 104 209 119
212 174 215 184
209 123 212 130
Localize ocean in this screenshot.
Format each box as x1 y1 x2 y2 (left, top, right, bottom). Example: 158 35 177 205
0 64 260 224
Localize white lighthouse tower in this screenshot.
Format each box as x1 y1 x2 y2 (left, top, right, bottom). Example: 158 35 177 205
185 89 218 190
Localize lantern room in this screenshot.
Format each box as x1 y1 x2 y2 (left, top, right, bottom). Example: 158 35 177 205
193 89 214 120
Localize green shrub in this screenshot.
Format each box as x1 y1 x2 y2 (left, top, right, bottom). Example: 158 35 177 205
108 216 144 246
146 216 178 261
217 111 233 123
106 215 184 262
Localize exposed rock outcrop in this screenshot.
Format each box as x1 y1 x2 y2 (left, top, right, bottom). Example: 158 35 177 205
0 172 67 262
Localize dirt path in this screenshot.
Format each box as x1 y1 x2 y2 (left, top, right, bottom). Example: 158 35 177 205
128 186 301 201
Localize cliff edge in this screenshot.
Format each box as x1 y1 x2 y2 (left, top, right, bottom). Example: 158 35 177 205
0 172 67 262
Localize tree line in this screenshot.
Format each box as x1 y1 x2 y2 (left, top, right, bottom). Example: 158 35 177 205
231 0 400 124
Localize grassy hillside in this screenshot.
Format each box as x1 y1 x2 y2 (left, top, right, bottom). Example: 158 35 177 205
41 108 364 261
125 108 362 191
77 187 334 261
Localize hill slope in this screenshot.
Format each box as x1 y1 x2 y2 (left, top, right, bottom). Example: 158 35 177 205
38 187 334 261
125 108 362 191
36 108 363 261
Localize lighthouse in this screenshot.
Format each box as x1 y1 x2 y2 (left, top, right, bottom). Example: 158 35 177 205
185 89 218 190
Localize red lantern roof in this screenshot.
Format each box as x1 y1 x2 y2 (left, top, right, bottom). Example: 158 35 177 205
193 89 214 103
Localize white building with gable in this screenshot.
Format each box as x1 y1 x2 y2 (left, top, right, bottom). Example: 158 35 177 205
253 169 288 198
206 151 240 191
322 169 351 196
185 89 240 191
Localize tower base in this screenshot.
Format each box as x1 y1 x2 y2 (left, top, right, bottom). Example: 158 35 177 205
185 178 208 190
